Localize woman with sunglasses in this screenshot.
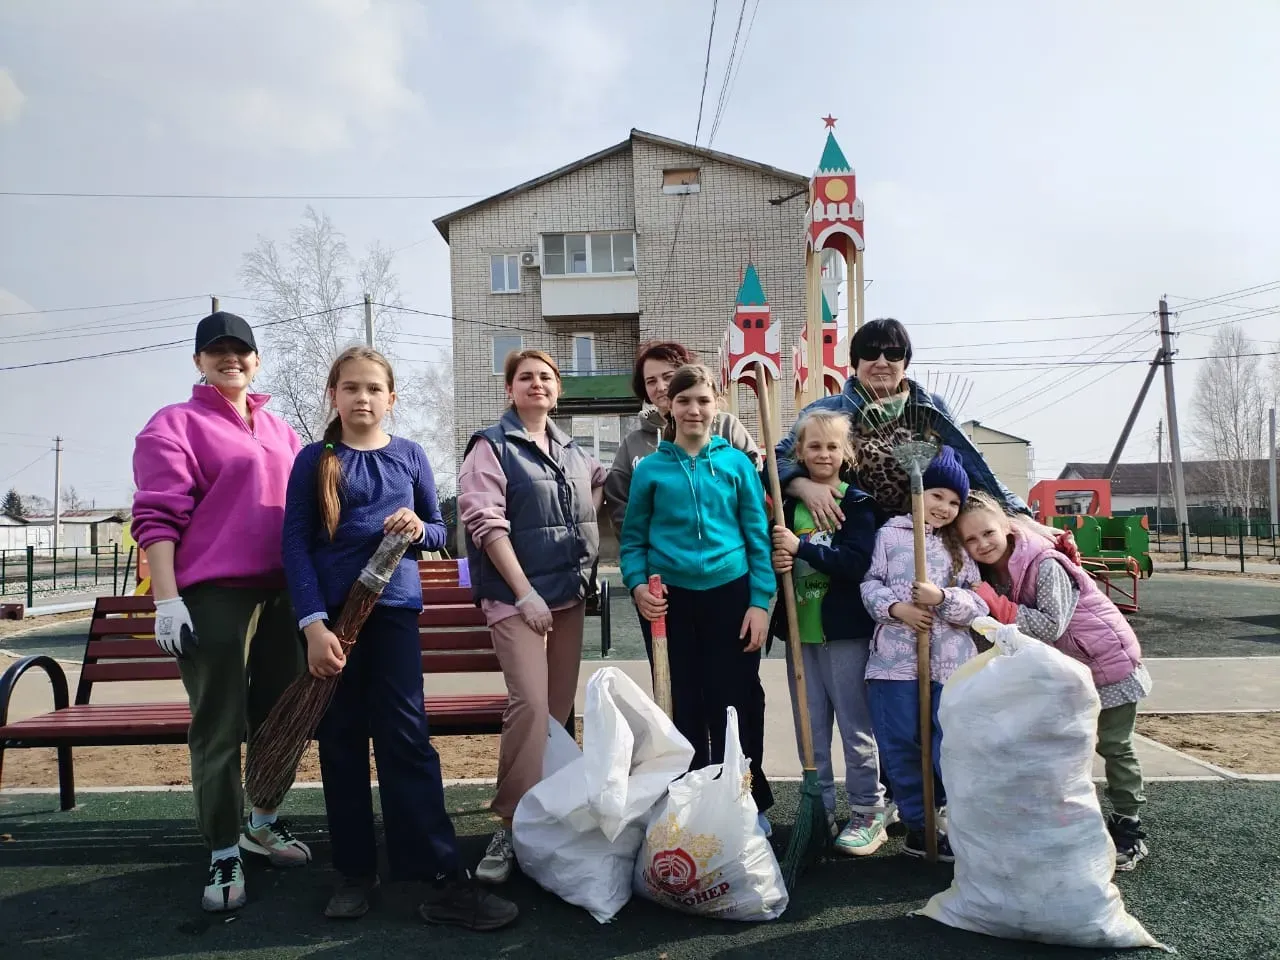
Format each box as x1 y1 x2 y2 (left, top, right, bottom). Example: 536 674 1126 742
775 318 1028 533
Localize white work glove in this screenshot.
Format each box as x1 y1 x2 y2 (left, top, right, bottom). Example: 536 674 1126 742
154 596 198 657
514 589 553 635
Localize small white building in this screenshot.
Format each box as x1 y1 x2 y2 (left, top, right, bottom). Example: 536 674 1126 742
960 420 1032 503
0 510 129 553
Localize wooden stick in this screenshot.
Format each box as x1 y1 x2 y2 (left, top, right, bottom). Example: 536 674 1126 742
911 488 939 862
648 574 672 718
755 363 816 770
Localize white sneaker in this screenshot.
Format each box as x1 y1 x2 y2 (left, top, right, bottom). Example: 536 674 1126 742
475 828 515 884
834 810 889 857
202 855 247 912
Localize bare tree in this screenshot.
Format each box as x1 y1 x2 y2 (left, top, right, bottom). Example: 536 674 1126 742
240 207 403 441
1189 324 1268 514
61 486 86 512
400 350 456 495
20 493 52 516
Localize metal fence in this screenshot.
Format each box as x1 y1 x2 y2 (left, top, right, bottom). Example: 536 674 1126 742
0 544 128 608
1150 521 1280 570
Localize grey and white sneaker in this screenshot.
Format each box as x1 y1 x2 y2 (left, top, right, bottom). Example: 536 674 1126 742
474 828 515 884
1107 813 1149 871
202 855 247 912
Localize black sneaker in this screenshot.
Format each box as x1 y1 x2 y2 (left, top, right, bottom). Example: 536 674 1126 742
324 874 379 919
418 872 519 931
902 829 955 863
1106 813 1149 872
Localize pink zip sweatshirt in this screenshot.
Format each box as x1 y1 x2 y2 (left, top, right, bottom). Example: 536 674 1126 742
132 385 301 590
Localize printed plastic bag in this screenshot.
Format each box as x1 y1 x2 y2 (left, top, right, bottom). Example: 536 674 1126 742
634 707 788 922
916 618 1169 951
512 667 693 923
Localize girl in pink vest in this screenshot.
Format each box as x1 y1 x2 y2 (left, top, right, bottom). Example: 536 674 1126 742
952 491 1152 871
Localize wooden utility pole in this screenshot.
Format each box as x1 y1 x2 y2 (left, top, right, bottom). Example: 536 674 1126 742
1158 298 1189 527
1155 419 1164 529
211 295 220 313
364 294 374 347
1269 408 1277 529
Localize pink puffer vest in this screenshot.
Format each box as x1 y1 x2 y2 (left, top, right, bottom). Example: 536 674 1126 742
1004 532 1142 687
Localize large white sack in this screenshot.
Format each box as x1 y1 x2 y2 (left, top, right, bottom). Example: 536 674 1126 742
512 667 694 923
916 619 1169 952
634 707 788 922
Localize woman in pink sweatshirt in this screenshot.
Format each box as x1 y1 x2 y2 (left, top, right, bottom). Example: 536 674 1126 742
131 312 311 914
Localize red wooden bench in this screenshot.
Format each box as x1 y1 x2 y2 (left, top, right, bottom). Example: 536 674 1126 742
0 588 508 811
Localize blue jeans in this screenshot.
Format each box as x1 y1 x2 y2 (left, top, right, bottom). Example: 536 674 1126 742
867 679 945 832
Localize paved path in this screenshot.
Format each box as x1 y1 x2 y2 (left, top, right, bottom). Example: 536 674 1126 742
7 653 1272 781
1155 559 1279 576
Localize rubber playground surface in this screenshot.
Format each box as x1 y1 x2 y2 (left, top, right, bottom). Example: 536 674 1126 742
2 780 1277 960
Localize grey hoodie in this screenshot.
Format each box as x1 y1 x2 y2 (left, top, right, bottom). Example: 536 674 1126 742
605 405 760 529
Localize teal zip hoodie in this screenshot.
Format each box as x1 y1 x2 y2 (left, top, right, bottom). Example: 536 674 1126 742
620 434 774 610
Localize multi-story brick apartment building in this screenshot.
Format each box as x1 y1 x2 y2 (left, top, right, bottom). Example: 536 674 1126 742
432 129 812 507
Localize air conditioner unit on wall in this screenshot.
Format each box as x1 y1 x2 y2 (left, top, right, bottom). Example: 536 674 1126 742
520 251 540 269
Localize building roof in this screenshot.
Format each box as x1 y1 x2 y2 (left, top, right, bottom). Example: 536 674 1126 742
432 129 809 242
22 510 129 524
1059 460 1273 496
736 263 767 306
960 420 1031 445
817 131 852 174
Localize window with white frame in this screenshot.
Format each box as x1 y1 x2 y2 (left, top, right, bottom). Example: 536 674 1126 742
570 333 595 374
491 333 523 374
542 233 636 276
490 253 520 293
570 416 621 462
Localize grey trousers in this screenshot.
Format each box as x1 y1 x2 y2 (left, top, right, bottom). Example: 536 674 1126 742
784 638 885 813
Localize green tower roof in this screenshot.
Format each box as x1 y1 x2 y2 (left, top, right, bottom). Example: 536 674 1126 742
822 291 835 324
818 131 851 174
736 263 767 306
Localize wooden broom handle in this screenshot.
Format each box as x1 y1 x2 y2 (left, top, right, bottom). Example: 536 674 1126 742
755 363 817 769
648 574 673 718
911 488 939 861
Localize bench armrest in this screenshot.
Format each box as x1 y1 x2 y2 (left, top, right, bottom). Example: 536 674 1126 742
0 655 70 728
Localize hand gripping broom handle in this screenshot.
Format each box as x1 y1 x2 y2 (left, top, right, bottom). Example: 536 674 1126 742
909 474 940 862
648 574 673 718
755 363 817 771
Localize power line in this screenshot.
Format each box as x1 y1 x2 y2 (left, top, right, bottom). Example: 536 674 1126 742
0 450 51 485
0 294 206 318
693 0 719 145
706 0 751 147
0 190 483 201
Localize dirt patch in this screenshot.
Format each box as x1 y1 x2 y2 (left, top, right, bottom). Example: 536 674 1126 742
1 720 585 789
1137 712 1280 774
0 611 91 642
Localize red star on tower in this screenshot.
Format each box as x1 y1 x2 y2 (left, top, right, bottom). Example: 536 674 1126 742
821 114 837 128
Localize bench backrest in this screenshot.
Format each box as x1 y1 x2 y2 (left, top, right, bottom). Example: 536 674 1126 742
76 582 498 706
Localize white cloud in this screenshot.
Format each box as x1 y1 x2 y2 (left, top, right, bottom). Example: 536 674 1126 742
0 67 25 124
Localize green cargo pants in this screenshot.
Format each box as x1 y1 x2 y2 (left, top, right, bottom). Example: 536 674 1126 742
1096 701 1146 818
178 583 306 850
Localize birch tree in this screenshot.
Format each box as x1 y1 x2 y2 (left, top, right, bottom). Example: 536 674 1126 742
240 207 403 442
400 351 456 495
1189 324 1267 514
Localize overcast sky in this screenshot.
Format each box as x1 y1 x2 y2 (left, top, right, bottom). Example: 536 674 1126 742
2 0 1279 508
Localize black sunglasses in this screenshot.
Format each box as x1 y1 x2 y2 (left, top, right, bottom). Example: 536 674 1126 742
856 343 907 363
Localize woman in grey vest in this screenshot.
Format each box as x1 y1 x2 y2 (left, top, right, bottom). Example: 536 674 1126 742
458 349 606 884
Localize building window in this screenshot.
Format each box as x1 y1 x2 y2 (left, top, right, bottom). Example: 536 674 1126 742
542 233 636 276
490 253 520 293
570 333 595 374
570 416 621 461
663 168 701 195
491 333 523 374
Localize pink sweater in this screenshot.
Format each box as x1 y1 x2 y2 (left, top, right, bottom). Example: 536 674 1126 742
132 386 300 590
458 437 606 625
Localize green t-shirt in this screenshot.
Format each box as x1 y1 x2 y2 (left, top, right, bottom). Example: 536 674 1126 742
792 483 847 644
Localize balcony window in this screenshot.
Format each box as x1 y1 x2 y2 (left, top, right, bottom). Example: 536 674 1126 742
542 232 635 276
571 333 595 374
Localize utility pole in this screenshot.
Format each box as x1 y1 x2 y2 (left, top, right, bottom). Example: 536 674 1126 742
1269 407 1277 529
211 295 220 314
1155 419 1164 530
1102 347 1164 479
1158 298 1189 527
364 293 374 347
52 436 63 551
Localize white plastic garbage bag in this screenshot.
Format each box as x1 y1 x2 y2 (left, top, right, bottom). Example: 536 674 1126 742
634 707 788 922
916 618 1169 951
512 667 694 923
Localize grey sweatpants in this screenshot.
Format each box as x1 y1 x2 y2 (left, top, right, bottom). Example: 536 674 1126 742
784 638 885 814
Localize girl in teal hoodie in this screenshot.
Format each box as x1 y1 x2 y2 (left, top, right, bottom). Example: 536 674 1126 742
620 364 776 831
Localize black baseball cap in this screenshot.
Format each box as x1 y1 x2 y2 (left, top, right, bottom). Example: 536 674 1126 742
195 311 258 354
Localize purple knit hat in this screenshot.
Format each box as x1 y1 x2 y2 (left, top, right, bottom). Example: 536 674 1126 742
921 445 970 502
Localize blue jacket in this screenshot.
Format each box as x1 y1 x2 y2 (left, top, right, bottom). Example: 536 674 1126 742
774 376 1029 515
767 483 880 652
620 435 774 610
